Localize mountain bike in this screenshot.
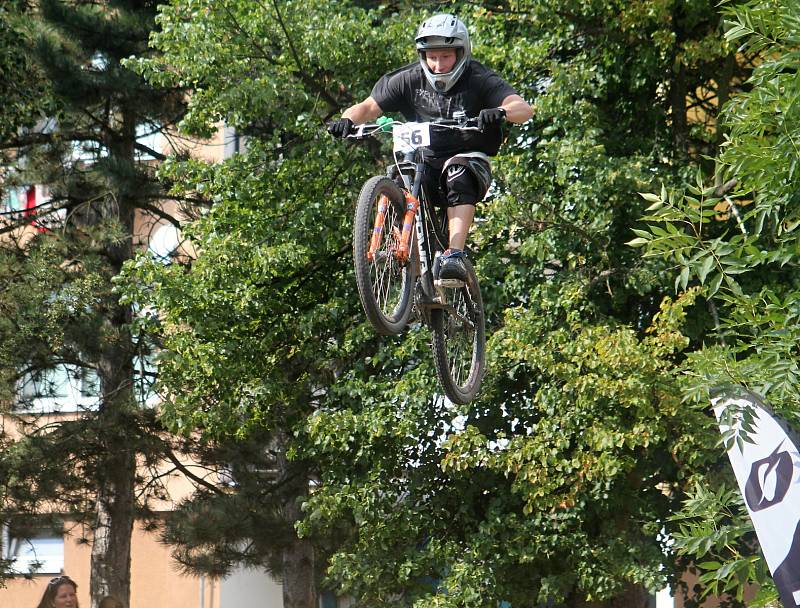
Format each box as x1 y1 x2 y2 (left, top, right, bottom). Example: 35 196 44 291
347 116 486 404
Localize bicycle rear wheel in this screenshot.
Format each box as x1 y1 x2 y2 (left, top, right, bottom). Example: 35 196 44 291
353 176 415 335
431 259 485 404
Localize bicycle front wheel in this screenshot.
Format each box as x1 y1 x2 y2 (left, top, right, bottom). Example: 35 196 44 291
353 176 415 335
431 259 485 404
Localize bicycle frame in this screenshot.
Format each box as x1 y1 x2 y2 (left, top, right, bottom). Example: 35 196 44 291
391 149 450 316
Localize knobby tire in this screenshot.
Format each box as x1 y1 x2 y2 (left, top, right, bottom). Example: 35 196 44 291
431 259 485 404
353 176 414 335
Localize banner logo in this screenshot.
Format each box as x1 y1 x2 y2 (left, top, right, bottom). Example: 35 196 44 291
745 442 793 512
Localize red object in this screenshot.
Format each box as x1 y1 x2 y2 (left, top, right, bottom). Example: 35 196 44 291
24 187 35 215
24 186 46 232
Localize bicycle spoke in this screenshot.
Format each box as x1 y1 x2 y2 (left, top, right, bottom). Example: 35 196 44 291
353 176 413 336
368 204 404 318
440 285 479 390
372 208 399 314
375 254 395 310
447 290 473 384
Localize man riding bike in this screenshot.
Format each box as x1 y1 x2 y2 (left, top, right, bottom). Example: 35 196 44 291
329 13 533 283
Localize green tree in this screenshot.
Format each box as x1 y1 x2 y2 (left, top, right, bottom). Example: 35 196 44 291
126 0 754 606
0 1 190 605
630 1 800 605
0 1 51 141
121 1 394 605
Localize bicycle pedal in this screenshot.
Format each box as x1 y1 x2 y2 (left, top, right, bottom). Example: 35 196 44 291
434 278 465 289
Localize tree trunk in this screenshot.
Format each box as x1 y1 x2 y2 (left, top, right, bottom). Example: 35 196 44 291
714 52 737 186
282 537 317 608
570 583 650 608
90 292 136 608
90 443 136 608
276 433 317 608
90 116 138 608
670 61 688 159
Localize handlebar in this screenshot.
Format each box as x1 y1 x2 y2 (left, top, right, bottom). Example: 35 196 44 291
345 117 481 139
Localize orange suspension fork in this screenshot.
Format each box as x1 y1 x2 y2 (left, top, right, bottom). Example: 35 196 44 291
367 195 390 261
395 191 419 265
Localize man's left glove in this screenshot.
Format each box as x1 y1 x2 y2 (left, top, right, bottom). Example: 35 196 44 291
478 107 507 130
327 117 355 138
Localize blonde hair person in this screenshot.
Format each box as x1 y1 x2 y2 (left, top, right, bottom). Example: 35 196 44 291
36 575 78 608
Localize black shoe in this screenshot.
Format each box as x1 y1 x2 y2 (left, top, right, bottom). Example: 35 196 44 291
437 249 467 284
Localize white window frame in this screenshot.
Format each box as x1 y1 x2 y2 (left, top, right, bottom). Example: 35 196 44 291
17 364 99 413
135 122 165 161
1 525 65 575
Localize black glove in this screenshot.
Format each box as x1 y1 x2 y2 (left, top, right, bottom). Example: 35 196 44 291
478 107 507 130
327 117 355 138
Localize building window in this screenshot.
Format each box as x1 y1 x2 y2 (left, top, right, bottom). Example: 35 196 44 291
223 126 248 159
17 365 99 413
2 526 65 575
320 591 338 608
133 352 159 408
2 186 27 212
2 184 60 230
135 122 164 161
320 592 355 608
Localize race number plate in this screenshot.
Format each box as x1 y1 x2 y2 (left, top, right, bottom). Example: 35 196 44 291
393 122 431 153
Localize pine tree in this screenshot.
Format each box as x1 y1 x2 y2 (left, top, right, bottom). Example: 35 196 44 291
0 1 188 605
0 1 52 141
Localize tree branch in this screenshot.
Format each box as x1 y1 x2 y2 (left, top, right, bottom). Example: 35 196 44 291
164 449 228 496
137 200 183 230
264 0 341 111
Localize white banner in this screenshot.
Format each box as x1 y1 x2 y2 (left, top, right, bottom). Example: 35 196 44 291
713 390 800 608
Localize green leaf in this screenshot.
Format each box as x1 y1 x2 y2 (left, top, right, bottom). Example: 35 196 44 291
697 255 716 284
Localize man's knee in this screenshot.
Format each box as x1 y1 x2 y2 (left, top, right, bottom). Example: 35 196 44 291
445 164 480 206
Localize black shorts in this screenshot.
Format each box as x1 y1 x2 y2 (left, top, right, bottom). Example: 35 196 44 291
421 153 492 208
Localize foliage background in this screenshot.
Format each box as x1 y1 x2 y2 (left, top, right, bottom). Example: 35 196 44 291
119 0 767 605
2 0 791 606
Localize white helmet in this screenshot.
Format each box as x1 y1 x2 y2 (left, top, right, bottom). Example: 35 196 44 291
415 14 471 93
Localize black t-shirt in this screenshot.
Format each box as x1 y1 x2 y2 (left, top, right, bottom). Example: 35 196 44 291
370 60 518 158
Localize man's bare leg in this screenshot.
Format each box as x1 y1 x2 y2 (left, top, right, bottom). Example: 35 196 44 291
447 204 475 251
